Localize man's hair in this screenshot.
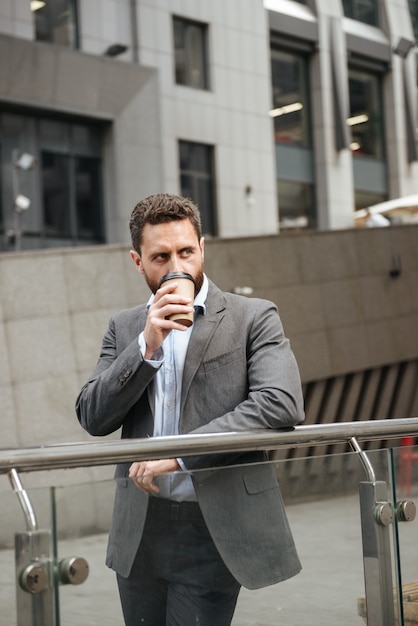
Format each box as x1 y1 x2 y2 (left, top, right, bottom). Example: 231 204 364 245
130 193 202 252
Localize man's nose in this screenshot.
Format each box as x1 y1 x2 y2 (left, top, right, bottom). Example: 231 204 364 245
169 256 182 272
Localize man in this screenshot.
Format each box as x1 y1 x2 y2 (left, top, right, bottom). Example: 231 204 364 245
365 208 390 227
76 193 304 626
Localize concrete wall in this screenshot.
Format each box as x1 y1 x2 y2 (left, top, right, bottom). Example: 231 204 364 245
0 225 417 540
208 225 418 382
1 223 416 443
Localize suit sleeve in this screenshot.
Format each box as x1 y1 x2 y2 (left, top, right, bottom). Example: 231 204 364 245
75 316 160 436
182 299 304 469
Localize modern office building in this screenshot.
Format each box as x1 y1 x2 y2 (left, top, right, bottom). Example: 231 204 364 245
0 0 417 251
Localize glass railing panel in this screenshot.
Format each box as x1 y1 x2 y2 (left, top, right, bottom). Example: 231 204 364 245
0 445 412 625
0 477 117 626
51 479 119 626
0 488 19 625
271 446 394 626
391 442 418 626
0 483 54 626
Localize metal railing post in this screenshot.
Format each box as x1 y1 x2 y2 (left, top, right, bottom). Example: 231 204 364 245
359 480 396 626
9 469 55 626
8 470 89 626
350 438 396 626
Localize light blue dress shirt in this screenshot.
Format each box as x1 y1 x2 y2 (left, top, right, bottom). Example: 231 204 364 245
138 274 208 501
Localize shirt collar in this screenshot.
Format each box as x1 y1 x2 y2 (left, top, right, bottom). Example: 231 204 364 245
194 274 208 314
146 273 208 314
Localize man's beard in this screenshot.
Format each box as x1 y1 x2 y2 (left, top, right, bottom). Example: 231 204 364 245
144 267 204 298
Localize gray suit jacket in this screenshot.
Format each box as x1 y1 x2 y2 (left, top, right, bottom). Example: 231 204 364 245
76 280 304 589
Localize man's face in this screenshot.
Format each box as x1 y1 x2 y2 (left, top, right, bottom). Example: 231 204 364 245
130 219 204 295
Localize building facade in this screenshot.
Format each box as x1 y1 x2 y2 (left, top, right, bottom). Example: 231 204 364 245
0 0 417 251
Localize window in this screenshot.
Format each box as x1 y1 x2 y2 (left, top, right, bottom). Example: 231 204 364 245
348 68 387 210
271 49 311 148
179 141 216 236
348 69 384 158
353 189 387 212
0 144 2 233
33 0 79 49
408 0 418 42
278 180 316 230
173 17 209 90
342 0 379 27
75 157 102 240
0 111 104 251
41 153 102 241
270 44 315 229
42 152 71 238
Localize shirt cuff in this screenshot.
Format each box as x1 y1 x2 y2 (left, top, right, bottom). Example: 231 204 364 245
177 458 187 471
138 332 164 363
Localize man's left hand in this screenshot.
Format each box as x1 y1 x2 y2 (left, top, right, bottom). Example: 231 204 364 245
128 459 180 494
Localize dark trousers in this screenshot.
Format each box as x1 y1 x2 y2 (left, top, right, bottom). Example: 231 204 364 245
117 497 241 626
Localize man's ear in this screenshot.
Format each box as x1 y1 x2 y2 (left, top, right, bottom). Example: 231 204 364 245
130 250 144 273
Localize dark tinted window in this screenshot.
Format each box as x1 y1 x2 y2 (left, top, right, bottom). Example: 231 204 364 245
173 17 209 89
75 156 102 240
42 152 71 238
34 0 79 48
179 141 216 236
342 0 379 26
348 69 384 158
271 49 311 148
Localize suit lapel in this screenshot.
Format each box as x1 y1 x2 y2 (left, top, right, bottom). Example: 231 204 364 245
133 283 226 420
137 307 148 335
134 305 156 417
122 305 148 353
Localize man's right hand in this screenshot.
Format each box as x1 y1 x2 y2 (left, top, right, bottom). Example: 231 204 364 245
143 282 193 359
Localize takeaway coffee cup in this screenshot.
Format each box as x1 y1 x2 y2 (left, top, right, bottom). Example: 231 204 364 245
158 271 196 327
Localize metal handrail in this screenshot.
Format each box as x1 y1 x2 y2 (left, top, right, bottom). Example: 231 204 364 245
0 418 417 474
8 469 38 531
